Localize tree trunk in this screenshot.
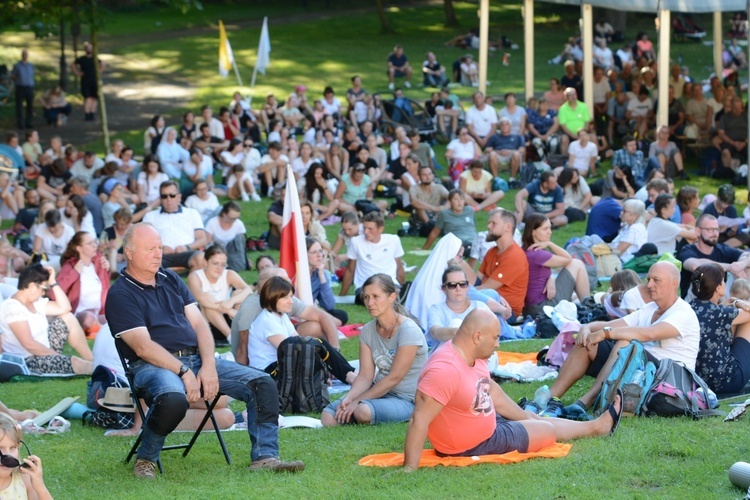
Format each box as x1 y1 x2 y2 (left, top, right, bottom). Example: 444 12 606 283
444 0 459 27
376 0 392 34
91 27 110 152
59 13 68 91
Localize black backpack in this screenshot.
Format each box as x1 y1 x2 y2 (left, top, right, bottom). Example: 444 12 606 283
641 358 723 419
275 337 330 414
84 365 135 430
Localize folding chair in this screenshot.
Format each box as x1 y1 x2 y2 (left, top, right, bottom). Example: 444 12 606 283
115 344 231 473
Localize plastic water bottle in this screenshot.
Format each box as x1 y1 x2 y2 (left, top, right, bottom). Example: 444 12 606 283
534 385 551 411
631 366 645 385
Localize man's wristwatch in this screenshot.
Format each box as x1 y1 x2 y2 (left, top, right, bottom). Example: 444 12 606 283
603 326 612 340
178 364 190 378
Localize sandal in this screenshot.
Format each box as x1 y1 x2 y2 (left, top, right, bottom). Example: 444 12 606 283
608 389 624 436
46 416 71 434
20 419 46 435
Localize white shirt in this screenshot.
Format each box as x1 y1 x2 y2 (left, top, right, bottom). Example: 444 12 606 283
69 158 104 182
157 141 189 178
623 299 700 370
36 223 75 256
609 222 647 263
346 234 405 289
621 286 648 312
647 217 682 255
426 300 490 353
143 207 204 248
184 193 221 224
0 297 50 358
465 105 498 138
62 211 95 237
220 151 245 178
321 97 342 116
183 155 214 179
249 309 297 370
205 216 246 247
76 263 103 314
137 172 170 204
446 139 476 161
627 97 653 118
291 157 315 178
242 148 262 175
568 140 598 174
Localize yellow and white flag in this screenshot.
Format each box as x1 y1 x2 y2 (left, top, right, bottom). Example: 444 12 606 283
218 20 234 78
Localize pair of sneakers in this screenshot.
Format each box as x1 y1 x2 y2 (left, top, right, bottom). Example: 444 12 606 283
518 397 573 419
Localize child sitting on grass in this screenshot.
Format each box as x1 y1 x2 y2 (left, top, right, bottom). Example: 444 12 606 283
0 413 51 499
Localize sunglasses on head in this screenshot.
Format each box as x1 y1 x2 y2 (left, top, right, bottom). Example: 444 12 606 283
160 193 178 199
443 280 469 290
0 441 31 469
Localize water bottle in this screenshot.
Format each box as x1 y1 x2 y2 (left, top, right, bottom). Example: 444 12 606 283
631 366 645 385
534 385 551 411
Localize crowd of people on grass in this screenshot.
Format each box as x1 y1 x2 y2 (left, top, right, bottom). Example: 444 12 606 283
3 25 750 488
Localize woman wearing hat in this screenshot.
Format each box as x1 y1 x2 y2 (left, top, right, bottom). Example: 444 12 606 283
521 213 591 318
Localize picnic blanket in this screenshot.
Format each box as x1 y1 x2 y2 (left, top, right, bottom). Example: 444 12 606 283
492 351 558 382
358 443 572 468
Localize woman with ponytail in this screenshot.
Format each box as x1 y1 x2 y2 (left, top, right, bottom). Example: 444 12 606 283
691 263 750 394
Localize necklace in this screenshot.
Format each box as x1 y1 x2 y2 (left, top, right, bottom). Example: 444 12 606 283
377 316 400 340
452 342 473 366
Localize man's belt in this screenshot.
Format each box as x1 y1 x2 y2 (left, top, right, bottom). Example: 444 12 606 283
171 347 199 357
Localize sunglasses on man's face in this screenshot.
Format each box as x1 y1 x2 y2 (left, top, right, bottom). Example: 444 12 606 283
443 280 469 290
160 193 178 199
0 441 31 468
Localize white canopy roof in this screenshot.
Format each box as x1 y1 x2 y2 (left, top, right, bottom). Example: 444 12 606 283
536 0 747 13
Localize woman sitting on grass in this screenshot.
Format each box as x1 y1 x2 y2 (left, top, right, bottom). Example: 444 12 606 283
306 237 347 325
333 163 387 214
522 213 591 318
187 245 252 347
303 162 340 222
646 194 696 256
691 263 750 394
423 189 477 250
321 274 427 427
248 276 356 382
0 264 93 375
57 231 110 337
608 199 647 264
458 160 505 211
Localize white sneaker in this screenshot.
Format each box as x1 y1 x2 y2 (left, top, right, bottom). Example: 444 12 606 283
405 81 412 89
241 193 250 202
388 82 395 91
267 186 274 197
250 192 261 202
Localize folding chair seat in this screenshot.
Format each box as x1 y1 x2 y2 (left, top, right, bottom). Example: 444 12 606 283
115 345 231 473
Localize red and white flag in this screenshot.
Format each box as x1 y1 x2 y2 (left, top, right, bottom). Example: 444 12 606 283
279 164 313 304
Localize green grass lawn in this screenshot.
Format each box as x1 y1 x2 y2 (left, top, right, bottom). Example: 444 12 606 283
2 2 750 498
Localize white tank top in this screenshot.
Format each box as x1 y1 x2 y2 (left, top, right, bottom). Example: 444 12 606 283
194 269 231 302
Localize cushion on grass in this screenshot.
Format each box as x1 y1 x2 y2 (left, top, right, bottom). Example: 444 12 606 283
358 443 572 467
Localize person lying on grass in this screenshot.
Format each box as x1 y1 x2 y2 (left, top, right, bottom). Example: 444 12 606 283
402 309 622 471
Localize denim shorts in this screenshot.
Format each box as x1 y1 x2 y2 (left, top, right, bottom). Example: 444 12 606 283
437 414 529 456
323 394 415 425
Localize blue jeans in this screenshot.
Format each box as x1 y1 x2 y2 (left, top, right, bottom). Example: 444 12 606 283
132 354 280 463
323 394 415 424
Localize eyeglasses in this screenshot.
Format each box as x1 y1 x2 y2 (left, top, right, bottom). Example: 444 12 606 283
160 193 178 199
0 441 31 468
36 283 49 292
698 227 720 233
443 281 469 290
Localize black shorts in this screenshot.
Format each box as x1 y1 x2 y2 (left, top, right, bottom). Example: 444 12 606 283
81 81 98 99
586 340 658 378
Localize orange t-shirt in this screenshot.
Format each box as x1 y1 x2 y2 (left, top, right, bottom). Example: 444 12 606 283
418 342 496 454
477 243 529 316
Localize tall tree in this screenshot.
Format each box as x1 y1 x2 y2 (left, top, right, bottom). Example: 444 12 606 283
444 0 459 27
376 0 392 33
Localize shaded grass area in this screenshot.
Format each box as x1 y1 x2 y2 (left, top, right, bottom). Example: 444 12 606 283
1 3 750 498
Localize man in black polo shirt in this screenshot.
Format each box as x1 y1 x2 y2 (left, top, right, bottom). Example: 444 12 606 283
678 214 750 297
106 223 304 478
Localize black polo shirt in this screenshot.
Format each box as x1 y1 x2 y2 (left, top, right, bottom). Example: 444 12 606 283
105 268 198 362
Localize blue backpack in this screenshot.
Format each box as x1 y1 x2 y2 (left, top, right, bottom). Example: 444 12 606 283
593 340 657 416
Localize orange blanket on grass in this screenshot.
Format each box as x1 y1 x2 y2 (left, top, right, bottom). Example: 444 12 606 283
496 351 538 364
358 443 572 468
